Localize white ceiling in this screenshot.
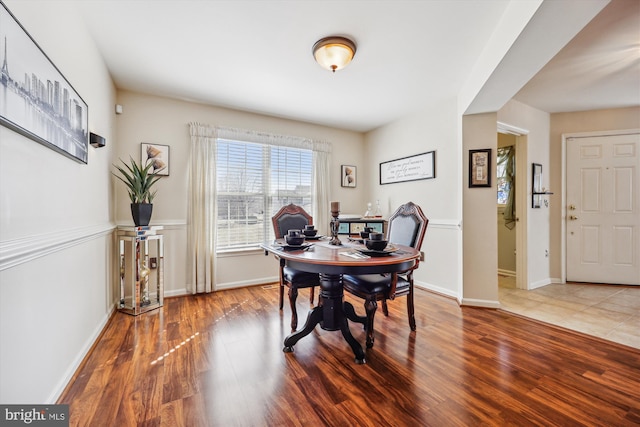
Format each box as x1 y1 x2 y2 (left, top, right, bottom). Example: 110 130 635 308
73 0 640 133
513 0 640 113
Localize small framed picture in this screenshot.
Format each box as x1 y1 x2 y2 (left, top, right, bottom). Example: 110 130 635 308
469 149 491 187
341 165 356 188
141 143 170 176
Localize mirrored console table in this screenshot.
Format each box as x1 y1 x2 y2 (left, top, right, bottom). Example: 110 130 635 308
116 226 164 315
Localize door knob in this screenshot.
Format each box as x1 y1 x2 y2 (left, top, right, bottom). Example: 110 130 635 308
569 215 578 220
568 204 576 210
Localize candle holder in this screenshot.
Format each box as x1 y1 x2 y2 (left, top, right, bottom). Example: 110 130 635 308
329 208 342 245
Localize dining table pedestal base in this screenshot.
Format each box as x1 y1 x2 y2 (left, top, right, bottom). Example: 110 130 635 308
283 273 367 364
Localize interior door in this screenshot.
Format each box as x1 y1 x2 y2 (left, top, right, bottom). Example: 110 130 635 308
566 132 640 285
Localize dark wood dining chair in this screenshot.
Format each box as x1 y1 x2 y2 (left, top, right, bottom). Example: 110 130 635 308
342 201 428 348
271 204 320 331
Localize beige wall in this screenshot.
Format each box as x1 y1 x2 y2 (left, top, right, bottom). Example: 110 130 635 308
498 99 551 288
462 113 499 305
549 107 640 279
114 90 365 293
364 99 462 298
0 1 117 403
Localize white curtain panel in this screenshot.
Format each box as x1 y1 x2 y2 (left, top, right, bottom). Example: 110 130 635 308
188 122 217 294
312 141 332 235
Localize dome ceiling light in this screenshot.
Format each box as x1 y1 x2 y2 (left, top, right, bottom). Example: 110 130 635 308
312 36 357 73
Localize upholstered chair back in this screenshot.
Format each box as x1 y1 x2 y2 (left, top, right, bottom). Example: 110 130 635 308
387 202 428 250
272 204 313 239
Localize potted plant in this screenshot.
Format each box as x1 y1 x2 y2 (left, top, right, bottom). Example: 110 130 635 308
113 157 163 226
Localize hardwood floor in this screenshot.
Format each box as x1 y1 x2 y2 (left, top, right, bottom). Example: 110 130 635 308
59 285 640 426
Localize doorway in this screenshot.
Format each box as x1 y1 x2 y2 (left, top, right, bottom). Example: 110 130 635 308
563 130 640 285
497 133 517 285
497 122 529 291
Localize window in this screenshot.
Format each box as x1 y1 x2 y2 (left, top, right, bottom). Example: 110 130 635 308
497 146 513 205
216 138 312 251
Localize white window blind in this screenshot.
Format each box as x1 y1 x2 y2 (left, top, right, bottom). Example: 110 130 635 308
216 138 312 251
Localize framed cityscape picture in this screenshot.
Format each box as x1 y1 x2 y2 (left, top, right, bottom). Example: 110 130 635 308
0 3 89 163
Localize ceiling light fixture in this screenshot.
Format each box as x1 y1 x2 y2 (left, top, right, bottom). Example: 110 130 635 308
312 36 357 73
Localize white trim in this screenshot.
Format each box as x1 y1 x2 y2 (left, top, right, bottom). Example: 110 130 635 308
0 223 115 271
47 306 115 403
497 121 529 136
165 288 189 297
460 298 501 308
530 278 552 290
215 276 280 291
428 219 461 229
514 132 528 290
563 128 640 140
495 121 530 291
415 280 459 300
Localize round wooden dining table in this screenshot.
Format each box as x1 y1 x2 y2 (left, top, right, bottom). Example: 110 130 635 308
262 237 420 364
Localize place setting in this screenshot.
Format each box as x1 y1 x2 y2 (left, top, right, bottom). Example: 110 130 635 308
301 224 326 241
345 229 398 257
355 232 398 256
273 227 318 251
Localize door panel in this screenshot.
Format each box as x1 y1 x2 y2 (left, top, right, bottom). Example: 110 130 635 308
567 133 639 285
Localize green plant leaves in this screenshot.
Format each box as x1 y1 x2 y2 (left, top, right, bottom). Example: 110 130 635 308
113 157 162 204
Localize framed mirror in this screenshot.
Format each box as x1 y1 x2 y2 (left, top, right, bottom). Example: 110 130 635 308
532 163 543 208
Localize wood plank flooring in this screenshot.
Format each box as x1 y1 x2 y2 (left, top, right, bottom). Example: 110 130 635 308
59 285 640 426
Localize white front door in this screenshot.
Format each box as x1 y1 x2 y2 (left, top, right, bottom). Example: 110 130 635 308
566 132 640 285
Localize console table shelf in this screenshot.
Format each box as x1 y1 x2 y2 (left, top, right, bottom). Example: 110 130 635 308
337 218 387 236
116 226 164 315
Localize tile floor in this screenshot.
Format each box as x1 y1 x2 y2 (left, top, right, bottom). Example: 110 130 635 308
498 275 640 349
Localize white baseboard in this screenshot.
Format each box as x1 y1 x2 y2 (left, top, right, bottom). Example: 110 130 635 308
216 276 279 291
47 306 115 403
414 280 459 300
460 298 501 308
530 278 552 290
165 288 189 297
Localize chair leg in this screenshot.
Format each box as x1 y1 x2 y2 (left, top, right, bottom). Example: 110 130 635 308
309 286 315 306
382 298 389 316
279 282 285 310
407 285 416 331
289 286 299 331
364 298 378 349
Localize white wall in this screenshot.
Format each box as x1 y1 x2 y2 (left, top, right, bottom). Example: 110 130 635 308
0 1 116 403
114 90 365 293
364 99 462 298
